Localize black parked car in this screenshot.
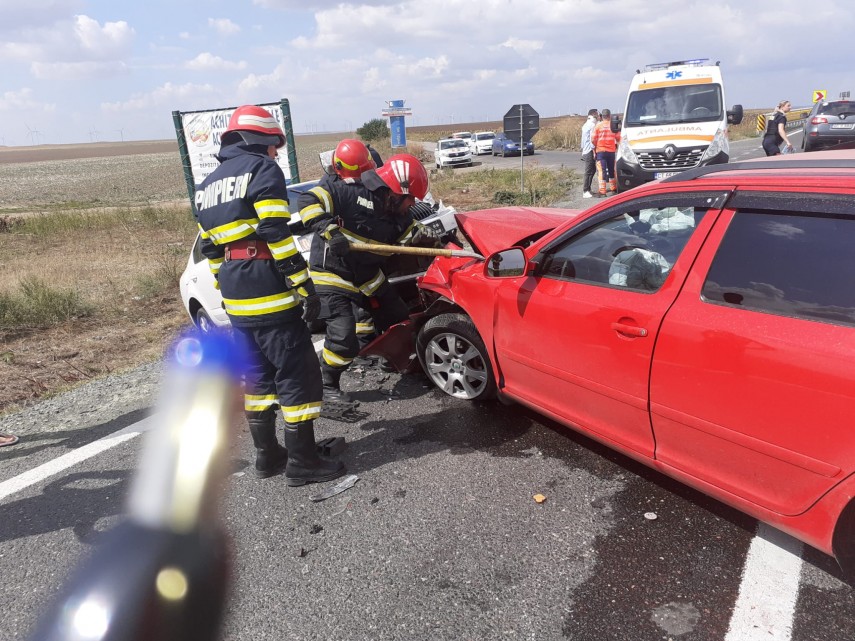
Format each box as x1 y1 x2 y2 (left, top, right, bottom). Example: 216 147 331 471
802 99 855 152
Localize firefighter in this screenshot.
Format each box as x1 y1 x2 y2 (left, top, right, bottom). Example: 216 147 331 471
194 104 345 485
298 153 439 408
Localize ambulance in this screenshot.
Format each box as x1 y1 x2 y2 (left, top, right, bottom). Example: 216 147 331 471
613 59 743 190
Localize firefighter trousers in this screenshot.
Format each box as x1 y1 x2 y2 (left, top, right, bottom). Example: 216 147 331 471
320 283 409 373
234 320 323 425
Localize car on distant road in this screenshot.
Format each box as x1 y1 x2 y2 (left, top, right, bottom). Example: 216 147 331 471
450 131 473 144
802 99 855 152
468 131 496 155
367 150 855 584
434 138 473 168
491 133 534 157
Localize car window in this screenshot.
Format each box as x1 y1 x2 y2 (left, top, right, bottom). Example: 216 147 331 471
477 133 495 141
192 233 205 263
538 194 726 292
817 102 855 117
701 210 855 327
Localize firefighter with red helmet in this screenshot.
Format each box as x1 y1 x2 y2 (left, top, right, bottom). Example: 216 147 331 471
194 104 345 485
298 153 439 407
332 138 376 179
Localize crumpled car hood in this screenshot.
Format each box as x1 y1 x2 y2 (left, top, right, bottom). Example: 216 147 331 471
455 206 581 256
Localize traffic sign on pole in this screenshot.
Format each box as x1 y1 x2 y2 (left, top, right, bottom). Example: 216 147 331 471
813 90 827 103
503 104 540 143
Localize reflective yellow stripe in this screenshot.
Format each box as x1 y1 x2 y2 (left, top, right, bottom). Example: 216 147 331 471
308 186 333 213
245 394 278 412
397 220 417 244
268 236 299 260
323 348 353 367
198 223 210 239
338 228 371 244
282 402 322 424
208 256 223 276
309 270 360 293
255 199 289 218
300 203 325 223
355 321 375 335
223 292 300 316
359 270 386 296
288 267 309 285
207 218 259 244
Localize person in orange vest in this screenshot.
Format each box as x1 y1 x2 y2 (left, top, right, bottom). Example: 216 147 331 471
591 108 621 196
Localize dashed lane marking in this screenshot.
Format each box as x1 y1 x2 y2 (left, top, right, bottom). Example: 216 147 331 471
725 522 804 641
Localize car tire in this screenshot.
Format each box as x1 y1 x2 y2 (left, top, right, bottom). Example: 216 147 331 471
416 313 496 401
802 139 812 153
194 307 215 334
833 498 855 586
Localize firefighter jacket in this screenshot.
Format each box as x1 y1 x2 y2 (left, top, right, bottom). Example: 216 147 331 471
298 171 418 299
591 120 621 153
194 142 311 328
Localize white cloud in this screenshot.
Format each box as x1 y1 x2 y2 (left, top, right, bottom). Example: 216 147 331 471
0 14 134 63
208 18 241 35
101 81 219 112
0 87 56 113
500 38 544 57
32 60 129 80
73 15 134 57
185 53 248 71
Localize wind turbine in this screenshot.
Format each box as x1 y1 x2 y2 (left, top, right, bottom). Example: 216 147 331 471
24 123 40 146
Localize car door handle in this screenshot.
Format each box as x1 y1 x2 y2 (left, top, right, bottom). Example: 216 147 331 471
611 322 648 338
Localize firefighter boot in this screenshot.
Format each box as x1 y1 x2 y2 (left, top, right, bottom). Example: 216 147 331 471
283 421 346 487
247 414 288 479
321 365 356 405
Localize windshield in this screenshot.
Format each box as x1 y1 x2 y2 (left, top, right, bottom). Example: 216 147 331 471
817 102 855 117
476 133 495 141
441 139 468 149
625 83 724 126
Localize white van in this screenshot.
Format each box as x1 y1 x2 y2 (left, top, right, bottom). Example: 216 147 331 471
613 59 743 190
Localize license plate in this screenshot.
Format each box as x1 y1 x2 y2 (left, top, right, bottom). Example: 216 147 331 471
831 123 854 129
655 171 679 179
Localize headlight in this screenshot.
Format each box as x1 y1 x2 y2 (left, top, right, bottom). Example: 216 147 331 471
701 129 729 161
618 137 638 164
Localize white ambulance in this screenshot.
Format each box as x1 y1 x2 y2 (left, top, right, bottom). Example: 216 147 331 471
613 59 743 190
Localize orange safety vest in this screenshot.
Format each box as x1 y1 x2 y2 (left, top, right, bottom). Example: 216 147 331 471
591 121 620 153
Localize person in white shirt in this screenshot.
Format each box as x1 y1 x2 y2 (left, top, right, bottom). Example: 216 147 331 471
580 109 600 198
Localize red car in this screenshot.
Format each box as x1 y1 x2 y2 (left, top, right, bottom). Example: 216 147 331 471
367 150 855 582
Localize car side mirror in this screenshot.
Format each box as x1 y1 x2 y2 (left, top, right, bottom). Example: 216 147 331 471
727 104 744 125
485 248 529 278
610 114 621 133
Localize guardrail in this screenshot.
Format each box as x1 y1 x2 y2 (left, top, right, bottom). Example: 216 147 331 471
756 107 812 134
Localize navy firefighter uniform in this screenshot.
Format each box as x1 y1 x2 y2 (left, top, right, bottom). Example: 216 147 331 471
297 153 434 405
194 104 344 485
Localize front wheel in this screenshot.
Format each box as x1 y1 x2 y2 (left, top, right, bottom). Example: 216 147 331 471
416 313 496 401
195 307 215 334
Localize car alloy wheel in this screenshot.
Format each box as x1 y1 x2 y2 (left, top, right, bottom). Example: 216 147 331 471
417 313 496 400
195 307 214 333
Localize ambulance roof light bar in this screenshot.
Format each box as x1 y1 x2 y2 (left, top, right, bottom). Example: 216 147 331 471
643 58 713 72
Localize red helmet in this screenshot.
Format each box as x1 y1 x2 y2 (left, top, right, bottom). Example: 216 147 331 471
333 139 376 179
374 153 429 199
222 105 286 148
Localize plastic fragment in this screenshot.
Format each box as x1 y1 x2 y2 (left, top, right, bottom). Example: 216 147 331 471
533 494 547 504
644 512 658 520
310 474 360 502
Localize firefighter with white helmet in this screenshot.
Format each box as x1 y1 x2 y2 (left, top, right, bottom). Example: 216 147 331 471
194 104 345 485
298 152 439 407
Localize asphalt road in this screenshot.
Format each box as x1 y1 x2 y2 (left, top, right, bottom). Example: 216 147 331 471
3 129 853 641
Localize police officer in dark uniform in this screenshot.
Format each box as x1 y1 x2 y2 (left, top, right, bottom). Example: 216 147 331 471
194 104 345 485
298 153 436 406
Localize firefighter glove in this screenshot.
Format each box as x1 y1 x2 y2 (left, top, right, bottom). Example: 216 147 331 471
327 228 351 256
410 225 442 248
297 281 321 324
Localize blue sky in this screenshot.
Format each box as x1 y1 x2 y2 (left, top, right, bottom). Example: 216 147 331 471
1 0 852 146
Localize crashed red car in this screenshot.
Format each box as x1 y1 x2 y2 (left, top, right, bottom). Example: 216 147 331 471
366 151 855 582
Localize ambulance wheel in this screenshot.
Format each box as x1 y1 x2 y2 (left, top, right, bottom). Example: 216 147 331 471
416 313 496 401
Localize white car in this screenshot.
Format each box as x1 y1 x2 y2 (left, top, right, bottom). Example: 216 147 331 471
434 138 472 169
469 131 495 155
180 189 460 333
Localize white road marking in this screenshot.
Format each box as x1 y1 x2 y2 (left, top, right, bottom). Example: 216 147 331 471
0 416 155 502
0 337 328 503
725 522 804 641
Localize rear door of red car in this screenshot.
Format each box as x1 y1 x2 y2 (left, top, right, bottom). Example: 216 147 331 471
492 190 729 459
650 190 855 516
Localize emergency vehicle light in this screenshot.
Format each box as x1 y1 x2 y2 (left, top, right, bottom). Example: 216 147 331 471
644 58 710 71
